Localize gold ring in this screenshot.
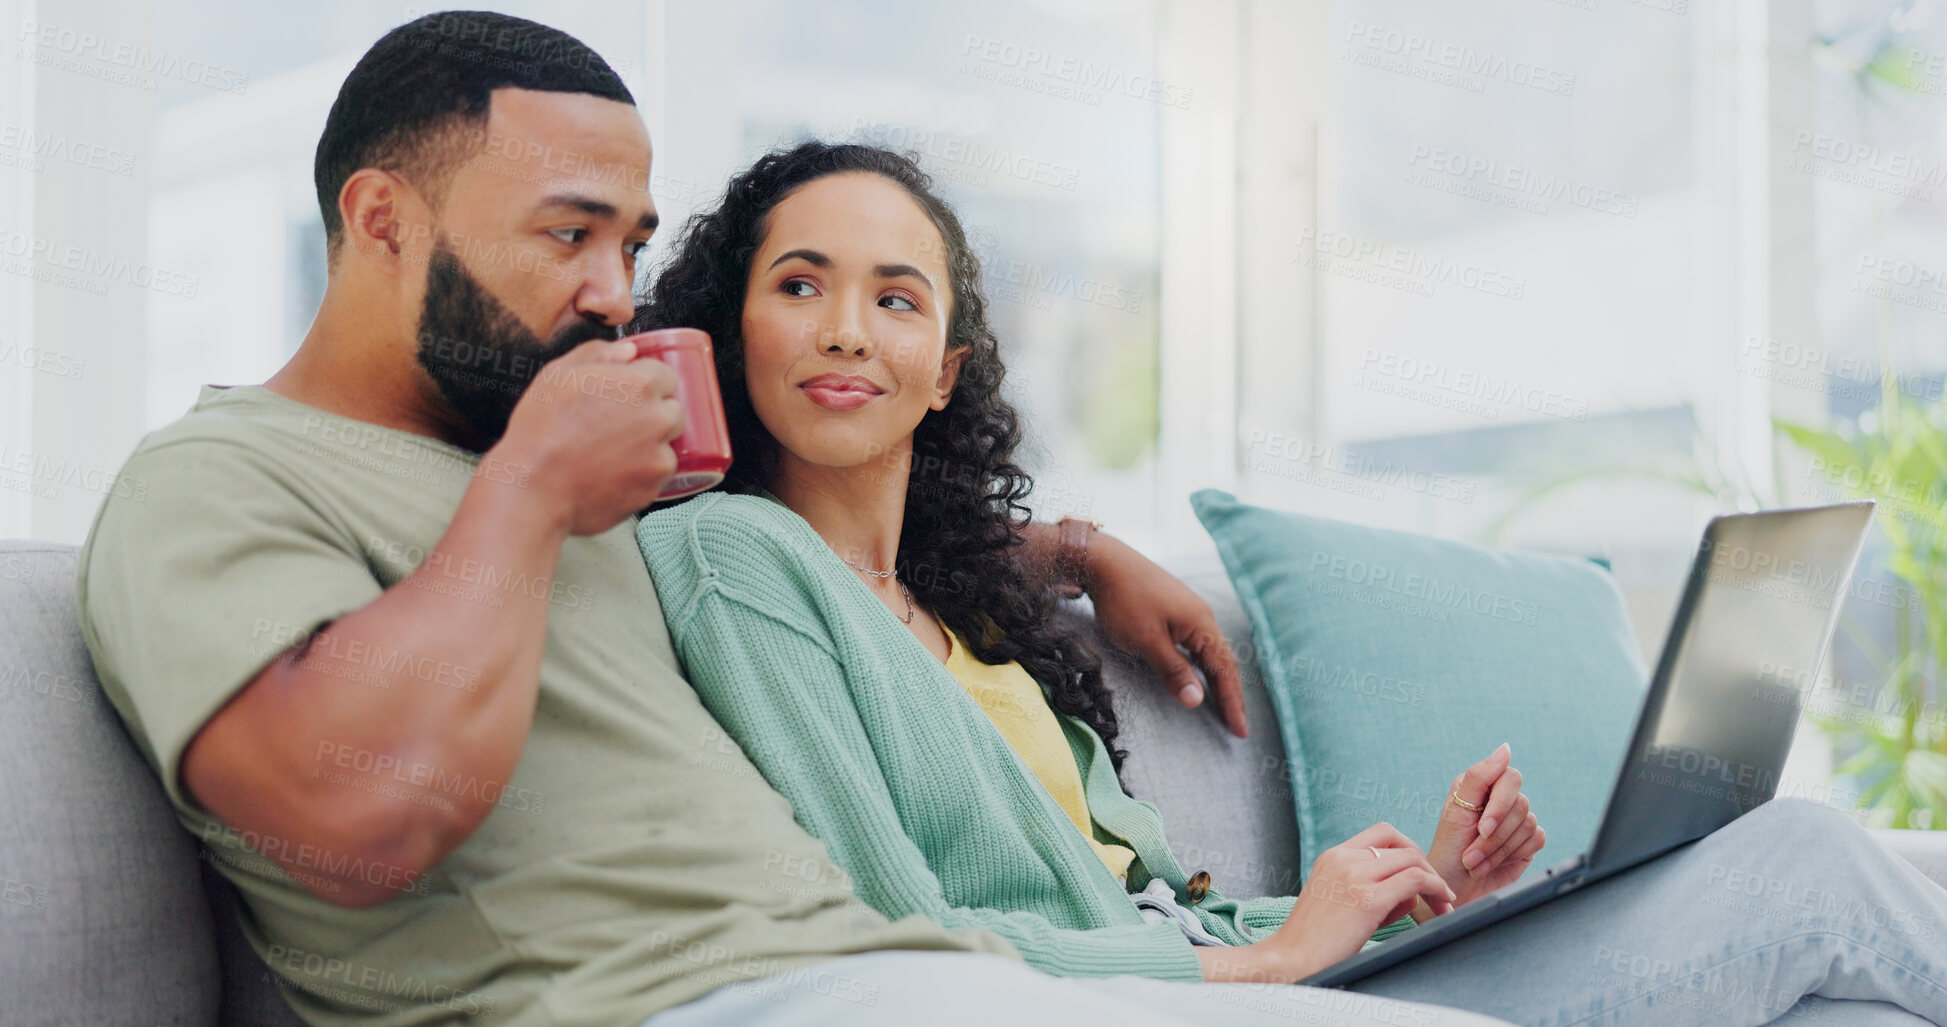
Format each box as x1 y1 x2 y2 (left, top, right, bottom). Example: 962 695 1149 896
1450 791 1484 812
1369 846 1382 860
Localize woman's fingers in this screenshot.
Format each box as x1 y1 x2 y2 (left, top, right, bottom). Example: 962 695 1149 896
1318 827 1456 915
1471 792 1530 867
1335 829 1455 911
1450 743 1510 821
1375 866 1453 925
1348 820 1416 852
1358 843 1448 890
1484 814 1545 869
1474 763 1523 842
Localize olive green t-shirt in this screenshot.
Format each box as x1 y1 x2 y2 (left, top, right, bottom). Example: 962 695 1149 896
76 384 1011 1027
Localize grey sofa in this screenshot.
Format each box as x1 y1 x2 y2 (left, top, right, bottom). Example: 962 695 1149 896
5 538 1946 1026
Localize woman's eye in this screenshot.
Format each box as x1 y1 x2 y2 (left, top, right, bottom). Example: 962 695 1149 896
549 228 588 245
880 294 917 312
624 240 649 260
782 279 818 297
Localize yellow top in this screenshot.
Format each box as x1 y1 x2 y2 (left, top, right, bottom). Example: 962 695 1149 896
942 628 1138 882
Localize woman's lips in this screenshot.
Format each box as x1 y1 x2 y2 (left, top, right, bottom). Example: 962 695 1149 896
799 374 883 411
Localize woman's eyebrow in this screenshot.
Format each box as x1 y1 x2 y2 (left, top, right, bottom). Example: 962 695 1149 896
874 263 934 292
767 248 830 270
765 249 934 292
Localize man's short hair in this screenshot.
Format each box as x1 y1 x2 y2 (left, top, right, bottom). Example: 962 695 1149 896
313 10 634 265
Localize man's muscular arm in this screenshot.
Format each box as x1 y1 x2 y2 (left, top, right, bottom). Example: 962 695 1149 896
182 341 683 907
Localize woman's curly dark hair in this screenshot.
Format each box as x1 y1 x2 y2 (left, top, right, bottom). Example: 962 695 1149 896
631 140 1127 771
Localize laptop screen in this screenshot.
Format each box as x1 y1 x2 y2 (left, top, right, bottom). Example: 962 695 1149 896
1587 502 1874 873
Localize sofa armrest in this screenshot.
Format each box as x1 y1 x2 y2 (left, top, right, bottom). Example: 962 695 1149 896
1868 828 1947 893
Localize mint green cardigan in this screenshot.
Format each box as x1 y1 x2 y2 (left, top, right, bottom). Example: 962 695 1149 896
637 492 1413 980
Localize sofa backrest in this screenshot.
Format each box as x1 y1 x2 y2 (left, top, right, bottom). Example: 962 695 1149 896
1 541 222 1023
1 538 1300 1024
1063 554 1305 901
0 541 304 1027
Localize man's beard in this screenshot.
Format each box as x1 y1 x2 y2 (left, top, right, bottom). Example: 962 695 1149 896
415 236 616 448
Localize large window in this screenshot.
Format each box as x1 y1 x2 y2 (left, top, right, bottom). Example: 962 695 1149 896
8 0 1916 817
647 0 1168 535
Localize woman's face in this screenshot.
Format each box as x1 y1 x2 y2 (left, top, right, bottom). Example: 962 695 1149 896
741 172 961 476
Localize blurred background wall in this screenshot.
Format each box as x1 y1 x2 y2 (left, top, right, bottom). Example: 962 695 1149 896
6 0 1944 824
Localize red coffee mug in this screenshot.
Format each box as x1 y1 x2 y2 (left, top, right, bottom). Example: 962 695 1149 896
623 328 732 499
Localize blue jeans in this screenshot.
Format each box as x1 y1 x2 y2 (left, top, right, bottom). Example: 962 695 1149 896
1355 797 1947 1024
650 799 1947 1026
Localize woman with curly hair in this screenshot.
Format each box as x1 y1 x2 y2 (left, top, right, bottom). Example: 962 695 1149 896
631 142 1947 1023
630 139 1523 974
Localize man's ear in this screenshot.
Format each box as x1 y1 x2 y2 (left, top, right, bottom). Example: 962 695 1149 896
341 168 431 269
930 346 968 411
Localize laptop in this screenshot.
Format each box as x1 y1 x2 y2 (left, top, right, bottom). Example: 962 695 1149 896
1300 501 1877 988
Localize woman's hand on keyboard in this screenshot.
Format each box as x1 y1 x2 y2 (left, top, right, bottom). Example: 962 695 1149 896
1196 822 1455 983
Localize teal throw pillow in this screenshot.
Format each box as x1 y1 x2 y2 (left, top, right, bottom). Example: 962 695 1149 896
1191 489 1647 885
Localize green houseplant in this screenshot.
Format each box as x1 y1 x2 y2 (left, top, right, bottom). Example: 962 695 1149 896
1776 380 1947 831
1486 381 1946 831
